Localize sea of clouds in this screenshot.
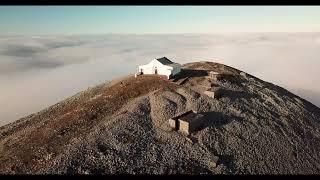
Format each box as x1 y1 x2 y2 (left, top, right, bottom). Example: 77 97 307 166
1 33 320 126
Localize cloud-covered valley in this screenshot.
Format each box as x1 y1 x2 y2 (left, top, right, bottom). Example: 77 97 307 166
1 33 320 125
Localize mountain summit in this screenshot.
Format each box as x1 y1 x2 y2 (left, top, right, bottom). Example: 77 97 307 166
1 61 320 174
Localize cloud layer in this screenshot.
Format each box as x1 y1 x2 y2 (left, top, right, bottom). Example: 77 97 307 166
1 33 320 126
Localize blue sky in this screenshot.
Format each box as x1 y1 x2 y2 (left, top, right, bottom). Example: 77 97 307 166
0 6 320 35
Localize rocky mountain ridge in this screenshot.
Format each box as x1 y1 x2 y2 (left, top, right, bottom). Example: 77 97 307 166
0 61 320 174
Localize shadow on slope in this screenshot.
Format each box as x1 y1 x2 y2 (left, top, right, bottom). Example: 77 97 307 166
171 69 208 82
220 89 257 102
195 111 244 132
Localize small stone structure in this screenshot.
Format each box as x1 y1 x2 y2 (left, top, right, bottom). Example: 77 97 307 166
207 71 220 81
168 118 177 130
169 110 204 135
240 71 247 78
204 86 221 99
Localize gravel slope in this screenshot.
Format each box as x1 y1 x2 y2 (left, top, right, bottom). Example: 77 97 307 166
1 61 320 175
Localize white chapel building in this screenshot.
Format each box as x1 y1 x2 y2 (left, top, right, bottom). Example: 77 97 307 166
138 57 181 79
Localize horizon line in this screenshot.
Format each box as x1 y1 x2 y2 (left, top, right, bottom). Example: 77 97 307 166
1 31 320 37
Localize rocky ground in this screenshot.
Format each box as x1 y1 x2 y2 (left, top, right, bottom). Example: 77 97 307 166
0 61 320 175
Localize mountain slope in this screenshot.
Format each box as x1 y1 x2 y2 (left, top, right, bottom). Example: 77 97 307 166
1 61 320 174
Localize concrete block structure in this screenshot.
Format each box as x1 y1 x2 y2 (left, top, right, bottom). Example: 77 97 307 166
204 86 221 99
168 118 177 130
168 110 204 135
208 71 220 82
